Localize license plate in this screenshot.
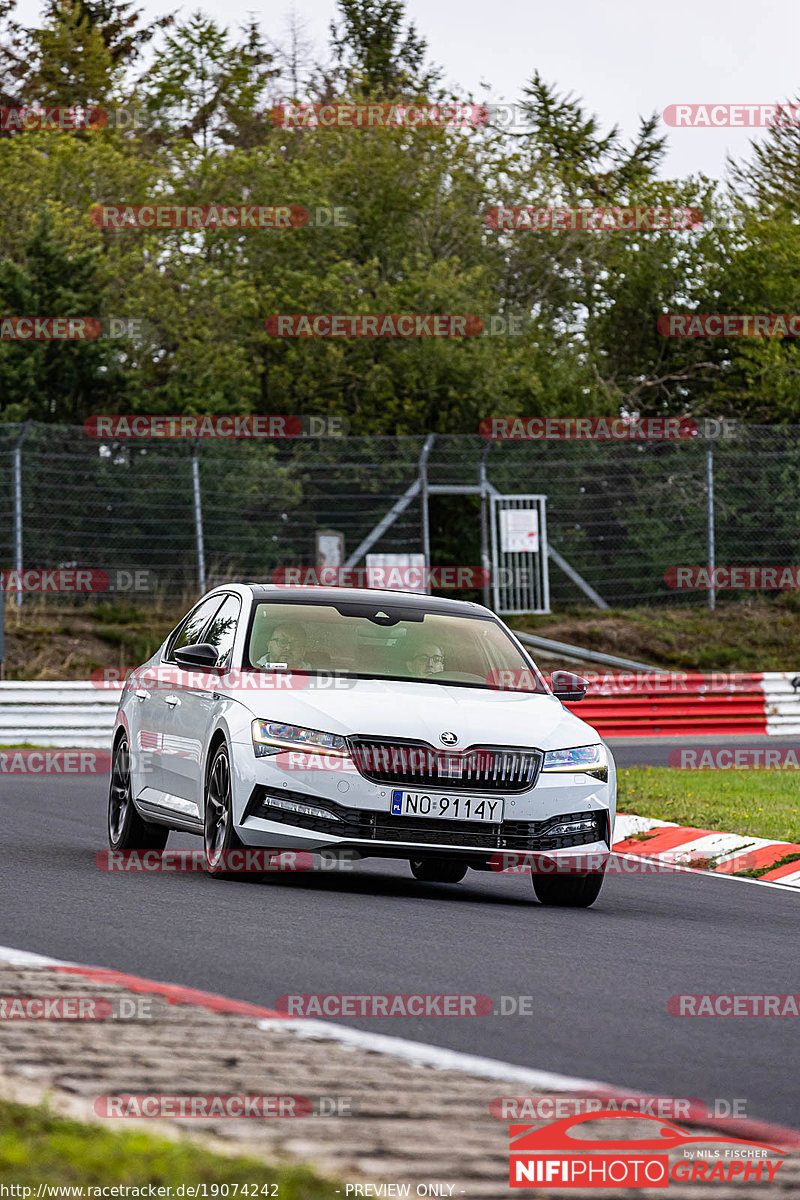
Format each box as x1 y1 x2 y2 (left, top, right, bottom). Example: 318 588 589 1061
390 790 503 823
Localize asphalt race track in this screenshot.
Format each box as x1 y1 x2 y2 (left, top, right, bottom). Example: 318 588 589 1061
609 734 800 768
2 759 799 1131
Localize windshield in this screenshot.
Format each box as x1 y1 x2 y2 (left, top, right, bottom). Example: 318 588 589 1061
245 600 548 692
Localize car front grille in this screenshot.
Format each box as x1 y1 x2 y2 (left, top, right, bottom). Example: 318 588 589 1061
347 738 542 794
246 787 604 852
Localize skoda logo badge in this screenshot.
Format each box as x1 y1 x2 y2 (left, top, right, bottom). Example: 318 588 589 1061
440 731 458 746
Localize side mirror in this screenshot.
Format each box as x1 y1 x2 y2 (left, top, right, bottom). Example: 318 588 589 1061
173 642 220 670
550 670 589 702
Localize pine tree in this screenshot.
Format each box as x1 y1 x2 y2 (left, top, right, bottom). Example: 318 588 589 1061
329 0 438 97
0 210 125 422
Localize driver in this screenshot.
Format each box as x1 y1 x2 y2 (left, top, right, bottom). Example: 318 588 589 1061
406 642 445 678
256 622 312 670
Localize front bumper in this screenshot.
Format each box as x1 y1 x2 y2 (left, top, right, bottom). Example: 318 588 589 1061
230 742 614 862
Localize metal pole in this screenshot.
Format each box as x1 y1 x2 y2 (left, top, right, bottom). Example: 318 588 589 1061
539 498 551 614
707 445 716 612
479 442 491 608
418 434 435 592
191 441 206 594
0 577 5 678
13 422 31 609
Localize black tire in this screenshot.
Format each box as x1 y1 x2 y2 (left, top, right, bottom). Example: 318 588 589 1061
108 736 169 851
410 857 468 883
203 743 251 879
532 871 604 908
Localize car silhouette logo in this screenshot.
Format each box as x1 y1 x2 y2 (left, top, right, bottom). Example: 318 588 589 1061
509 1111 783 1154
440 732 458 745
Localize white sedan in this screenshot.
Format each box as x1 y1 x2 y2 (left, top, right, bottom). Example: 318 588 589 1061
108 584 616 906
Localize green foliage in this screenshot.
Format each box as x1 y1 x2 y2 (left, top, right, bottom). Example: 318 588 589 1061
0 209 126 420
0 1097 335 1194
23 0 120 108
0 0 798 429
329 0 436 95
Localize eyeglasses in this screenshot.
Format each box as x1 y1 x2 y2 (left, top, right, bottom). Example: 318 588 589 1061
412 653 444 665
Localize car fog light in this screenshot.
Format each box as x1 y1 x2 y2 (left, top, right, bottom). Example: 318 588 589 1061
261 795 341 822
549 817 598 835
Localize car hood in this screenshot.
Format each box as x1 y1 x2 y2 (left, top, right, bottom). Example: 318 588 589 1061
233 677 597 752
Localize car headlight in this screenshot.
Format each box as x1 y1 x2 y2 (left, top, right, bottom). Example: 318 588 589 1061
251 720 348 758
542 744 607 779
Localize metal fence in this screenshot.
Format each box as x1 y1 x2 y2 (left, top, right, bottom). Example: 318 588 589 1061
1 422 800 611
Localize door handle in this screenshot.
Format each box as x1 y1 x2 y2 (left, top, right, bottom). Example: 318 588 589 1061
164 694 181 708
135 690 149 701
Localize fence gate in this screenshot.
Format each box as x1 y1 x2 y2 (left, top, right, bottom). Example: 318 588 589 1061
489 494 550 614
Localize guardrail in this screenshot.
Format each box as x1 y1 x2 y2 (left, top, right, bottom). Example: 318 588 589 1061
2 675 799 745
564 672 769 737
0 682 122 747
763 672 800 735
514 631 667 673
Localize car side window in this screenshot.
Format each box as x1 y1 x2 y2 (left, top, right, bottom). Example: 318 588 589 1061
164 595 226 663
203 594 242 668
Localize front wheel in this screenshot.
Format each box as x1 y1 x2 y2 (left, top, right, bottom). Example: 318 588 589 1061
532 872 604 908
204 744 251 879
410 857 467 883
108 736 169 851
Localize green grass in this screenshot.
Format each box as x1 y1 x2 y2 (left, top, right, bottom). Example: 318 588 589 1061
618 766 800 844
0 1098 336 1193
513 596 800 670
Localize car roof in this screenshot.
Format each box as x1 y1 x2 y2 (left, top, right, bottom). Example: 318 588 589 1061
242 584 493 617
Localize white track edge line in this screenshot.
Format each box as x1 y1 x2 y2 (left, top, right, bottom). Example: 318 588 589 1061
257 1017 625 1093
615 852 800 892
0 946 77 967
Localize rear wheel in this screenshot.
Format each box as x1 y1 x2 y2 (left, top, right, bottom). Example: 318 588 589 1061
532 872 604 908
204 744 250 879
108 736 169 851
409 857 467 884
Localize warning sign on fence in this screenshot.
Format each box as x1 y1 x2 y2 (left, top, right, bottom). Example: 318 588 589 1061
499 509 539 553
